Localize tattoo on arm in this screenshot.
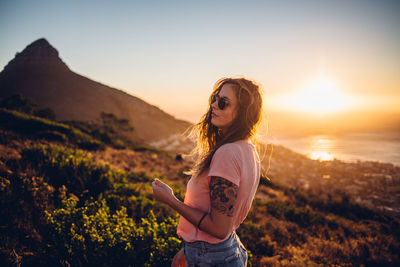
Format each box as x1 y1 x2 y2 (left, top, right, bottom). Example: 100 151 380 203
209 176 238 217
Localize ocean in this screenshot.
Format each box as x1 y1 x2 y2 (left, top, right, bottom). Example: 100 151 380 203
270 131 400 166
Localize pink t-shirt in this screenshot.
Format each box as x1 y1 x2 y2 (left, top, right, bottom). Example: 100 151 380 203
177 139 260 244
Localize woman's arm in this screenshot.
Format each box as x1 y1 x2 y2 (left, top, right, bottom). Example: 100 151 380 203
152 177 238 240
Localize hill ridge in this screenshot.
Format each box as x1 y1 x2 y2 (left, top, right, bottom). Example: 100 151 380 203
0 38 192 146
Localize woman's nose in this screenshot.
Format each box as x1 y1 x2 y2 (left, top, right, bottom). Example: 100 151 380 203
211 99 219 110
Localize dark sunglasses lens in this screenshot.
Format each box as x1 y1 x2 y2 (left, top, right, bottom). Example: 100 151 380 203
218 98 226 110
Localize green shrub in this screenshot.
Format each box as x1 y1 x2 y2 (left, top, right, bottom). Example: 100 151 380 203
20 144 122 199
36 130 68 142
64 112 135 150
44 197 182 266
0 172 56 266
266 201 325 228
0 108 104 150
127 171 152 183
106 182 177 222
237 221 276 256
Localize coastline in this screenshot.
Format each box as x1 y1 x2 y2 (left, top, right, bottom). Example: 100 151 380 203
269 131 400 167
264 143 400 217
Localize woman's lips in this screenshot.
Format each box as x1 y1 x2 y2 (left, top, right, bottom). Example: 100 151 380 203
212 112 218 117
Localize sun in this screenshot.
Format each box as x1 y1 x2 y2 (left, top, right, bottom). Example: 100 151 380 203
286 76 351 113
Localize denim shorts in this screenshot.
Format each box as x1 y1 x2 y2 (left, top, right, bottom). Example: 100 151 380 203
183 232 247 267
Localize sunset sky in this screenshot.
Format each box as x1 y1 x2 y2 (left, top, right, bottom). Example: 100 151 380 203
1 0 399 130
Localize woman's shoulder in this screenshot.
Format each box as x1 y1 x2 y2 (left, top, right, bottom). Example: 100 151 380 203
217 141 240 151
215 139 253 155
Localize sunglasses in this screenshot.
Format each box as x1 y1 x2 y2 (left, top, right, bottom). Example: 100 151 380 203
212 94 228 110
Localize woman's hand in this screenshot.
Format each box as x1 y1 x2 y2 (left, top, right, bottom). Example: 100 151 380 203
171 247 186 267
152 178 176 206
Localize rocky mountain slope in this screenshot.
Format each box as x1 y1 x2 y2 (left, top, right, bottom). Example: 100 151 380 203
0 38 191 145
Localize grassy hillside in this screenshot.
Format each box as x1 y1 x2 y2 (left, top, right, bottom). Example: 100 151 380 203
0 103 399 266
0 107 103 149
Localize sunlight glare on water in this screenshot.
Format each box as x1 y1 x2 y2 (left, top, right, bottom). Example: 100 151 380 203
308 137 335 161
309 151 334 161
270 132 400 166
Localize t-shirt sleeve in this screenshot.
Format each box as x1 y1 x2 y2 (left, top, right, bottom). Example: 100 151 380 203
208 144 241 186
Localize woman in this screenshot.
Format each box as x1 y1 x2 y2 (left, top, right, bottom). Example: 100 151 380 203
152 77 263 266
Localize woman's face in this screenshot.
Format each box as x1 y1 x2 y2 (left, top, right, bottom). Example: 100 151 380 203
211 83 238 133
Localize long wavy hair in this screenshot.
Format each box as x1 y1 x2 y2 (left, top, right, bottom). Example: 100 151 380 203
188 77 267 177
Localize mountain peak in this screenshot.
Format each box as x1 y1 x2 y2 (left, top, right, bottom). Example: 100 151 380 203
2 38 69 72
24 38 57 56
